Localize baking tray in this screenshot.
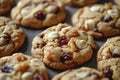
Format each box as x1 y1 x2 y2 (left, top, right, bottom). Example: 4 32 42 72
6 0 115 79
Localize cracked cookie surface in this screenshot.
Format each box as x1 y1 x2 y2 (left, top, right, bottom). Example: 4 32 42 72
52 67 109 80
97 36 120 80
0 0 13 15
0 17 25 57
11 0 66 29
31 23 97 70
72 3 120 39
61 0 99 7
0 53 48 80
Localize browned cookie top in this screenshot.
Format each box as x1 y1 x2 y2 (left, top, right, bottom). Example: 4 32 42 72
72 3 120 39
97 36 120 80
0 53 48 80
31 23 97 70
0 0 13 15
11 0 66 29
52 67 109 80
0 17 25 57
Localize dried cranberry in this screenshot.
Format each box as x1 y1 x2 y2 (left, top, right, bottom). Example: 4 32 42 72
102 16 113 22
36 75 43 80
35 11 46 20
59 38 69 47
103 68 113 79
1 66 13 73
112 53 120 58
60 53 72 63
55 6 59 14
3 33 11 44
38 34 44 38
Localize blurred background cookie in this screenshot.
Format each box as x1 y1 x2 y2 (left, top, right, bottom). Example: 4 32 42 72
72 3 120 39
0 53 48 80
0 17 25 57
11 0 66 29
0 0 13 15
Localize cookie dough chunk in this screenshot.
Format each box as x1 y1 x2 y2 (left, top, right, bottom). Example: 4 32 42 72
0 53 48 80
72 3 120 39
0 0 13 15
11 0 66 29
115 0 120 6
0 17 25 57
61 0 99 7
52 67 109 80
31 23 97 70
97 36 120 80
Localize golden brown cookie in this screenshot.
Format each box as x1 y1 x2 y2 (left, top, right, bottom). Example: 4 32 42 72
61 0 99 7
52 67 109 80
72 3 120 39
0 17 25 57
97 36 120 80
11 0 66 29
31 23 97 70
0 0 13 15
0 53 48 80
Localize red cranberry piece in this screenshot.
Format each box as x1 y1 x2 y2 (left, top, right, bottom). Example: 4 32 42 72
3 33 11 44
41 0 48 4
60 53 72 63
112 53 120 58
102 16 113 22
36 75 43 80
38 34 44 38
35 11 46 20
59 38 69 46
103 68 113 79
1 66 13 73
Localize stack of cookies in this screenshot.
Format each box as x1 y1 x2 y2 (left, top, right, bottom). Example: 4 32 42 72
0 0 120 80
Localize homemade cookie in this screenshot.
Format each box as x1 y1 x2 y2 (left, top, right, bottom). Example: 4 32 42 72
52 67 109 80
114 0 120 6
0 0 13 15
61 0 99 7
0 17 25 57
31 23 97 70
97 36 120 80
72 3 120 39
11 0 66 29
0 53 48 80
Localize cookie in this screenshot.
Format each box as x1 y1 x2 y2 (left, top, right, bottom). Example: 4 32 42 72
61 0 99 7
114 0 120 6
11 0 66 29
0 53 48 80
31 23 97 70
0 0 13 15
72 3 120 39
52 67 109 80
0 17 25 57
97 36 120 80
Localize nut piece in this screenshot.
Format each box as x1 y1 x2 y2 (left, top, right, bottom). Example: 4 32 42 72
0 73 11 80
90 6 101 12
22 72 33 80
68 39 78 51
47 31 59 39
85 19 95 30
107 10 118 16
76 72 88 78
45 5 58 13
75 40 88 49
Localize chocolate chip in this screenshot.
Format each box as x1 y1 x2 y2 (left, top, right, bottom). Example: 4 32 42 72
1 66 13 73
35 11 46 20
60 53 72 63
